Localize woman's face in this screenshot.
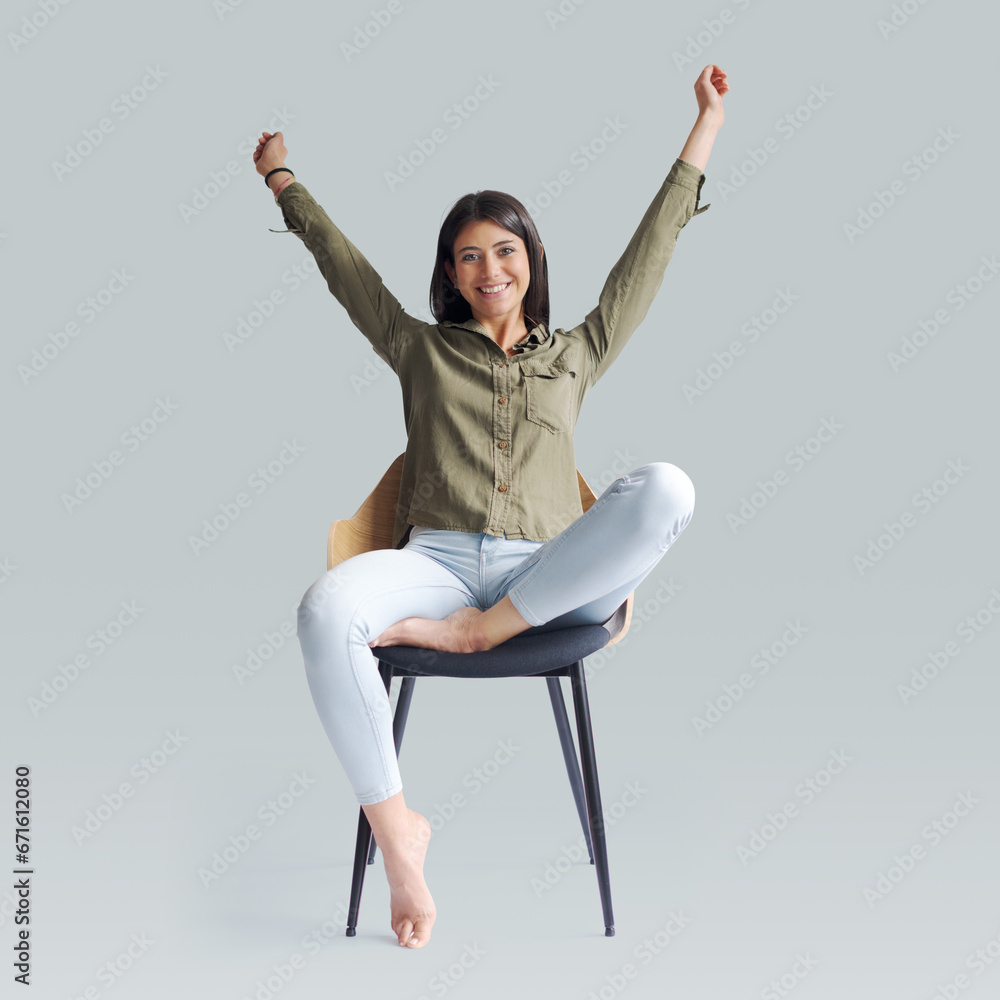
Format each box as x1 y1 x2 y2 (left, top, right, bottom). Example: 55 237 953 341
445 218 537 326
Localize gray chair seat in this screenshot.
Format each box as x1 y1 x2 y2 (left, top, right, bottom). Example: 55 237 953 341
371 623 613 678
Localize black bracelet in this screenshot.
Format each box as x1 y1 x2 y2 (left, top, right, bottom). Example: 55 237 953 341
264 167 294 188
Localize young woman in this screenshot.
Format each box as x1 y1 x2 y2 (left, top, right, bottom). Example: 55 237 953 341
254 64 728 950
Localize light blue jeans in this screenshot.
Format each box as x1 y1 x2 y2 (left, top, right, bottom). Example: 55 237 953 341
296 462 695 804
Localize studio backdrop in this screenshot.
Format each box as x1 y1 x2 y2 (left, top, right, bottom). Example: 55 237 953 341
3 0 998 997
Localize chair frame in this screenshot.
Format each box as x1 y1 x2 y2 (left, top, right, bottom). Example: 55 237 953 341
327 453 634 938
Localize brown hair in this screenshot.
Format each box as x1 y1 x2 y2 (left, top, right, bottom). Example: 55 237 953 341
429 190 549 331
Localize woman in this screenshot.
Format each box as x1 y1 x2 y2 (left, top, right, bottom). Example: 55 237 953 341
253 64 728 950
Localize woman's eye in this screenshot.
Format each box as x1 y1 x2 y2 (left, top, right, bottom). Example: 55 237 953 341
460 247 514 262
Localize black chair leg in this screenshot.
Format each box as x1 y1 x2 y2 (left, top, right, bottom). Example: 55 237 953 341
569 661 615 937
347 663 416 936
345 810 372 937
546 676 595 864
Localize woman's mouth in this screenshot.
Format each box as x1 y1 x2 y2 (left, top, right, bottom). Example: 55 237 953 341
477 282 510 298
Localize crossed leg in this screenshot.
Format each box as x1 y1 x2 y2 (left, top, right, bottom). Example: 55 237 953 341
371 462 696 651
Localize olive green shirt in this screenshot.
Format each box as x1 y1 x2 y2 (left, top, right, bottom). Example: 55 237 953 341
269 157 710 549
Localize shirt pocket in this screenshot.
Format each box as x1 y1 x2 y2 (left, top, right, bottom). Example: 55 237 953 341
520 356 577 434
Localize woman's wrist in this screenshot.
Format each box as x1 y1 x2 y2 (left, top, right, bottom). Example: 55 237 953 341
694 110 723 131
678 116 721 173
265 165 295 193
271 175 296 197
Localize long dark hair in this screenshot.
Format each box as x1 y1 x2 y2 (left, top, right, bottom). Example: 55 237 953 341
429 190 550 331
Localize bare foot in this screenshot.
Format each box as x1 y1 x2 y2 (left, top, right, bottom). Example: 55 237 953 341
383 809 436 948
369 606 485 653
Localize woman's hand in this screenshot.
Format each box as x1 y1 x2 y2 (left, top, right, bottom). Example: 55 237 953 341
679 66 729 170
253 130 288 178
693 64 729 127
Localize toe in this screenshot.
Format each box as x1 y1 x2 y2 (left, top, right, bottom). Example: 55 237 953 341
395 917 413 947
407 919 432 948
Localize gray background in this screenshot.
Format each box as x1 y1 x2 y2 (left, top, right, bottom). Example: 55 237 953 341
3 0 999 996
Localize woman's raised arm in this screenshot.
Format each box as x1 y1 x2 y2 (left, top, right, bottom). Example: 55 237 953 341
570 66 729 387
252 130 411 372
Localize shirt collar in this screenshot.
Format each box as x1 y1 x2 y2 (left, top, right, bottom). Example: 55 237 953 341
441 317 551 352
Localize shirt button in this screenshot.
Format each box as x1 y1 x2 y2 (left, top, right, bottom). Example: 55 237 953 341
498 396 506 404
498 441 507 450
497 484 507 493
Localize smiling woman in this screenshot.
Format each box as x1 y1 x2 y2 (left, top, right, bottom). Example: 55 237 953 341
252 63 729 951
434 198 548 357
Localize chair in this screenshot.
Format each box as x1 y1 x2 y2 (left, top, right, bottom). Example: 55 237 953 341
328 453 634 938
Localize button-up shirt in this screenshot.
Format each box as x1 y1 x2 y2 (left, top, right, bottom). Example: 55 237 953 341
269 157 710 549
